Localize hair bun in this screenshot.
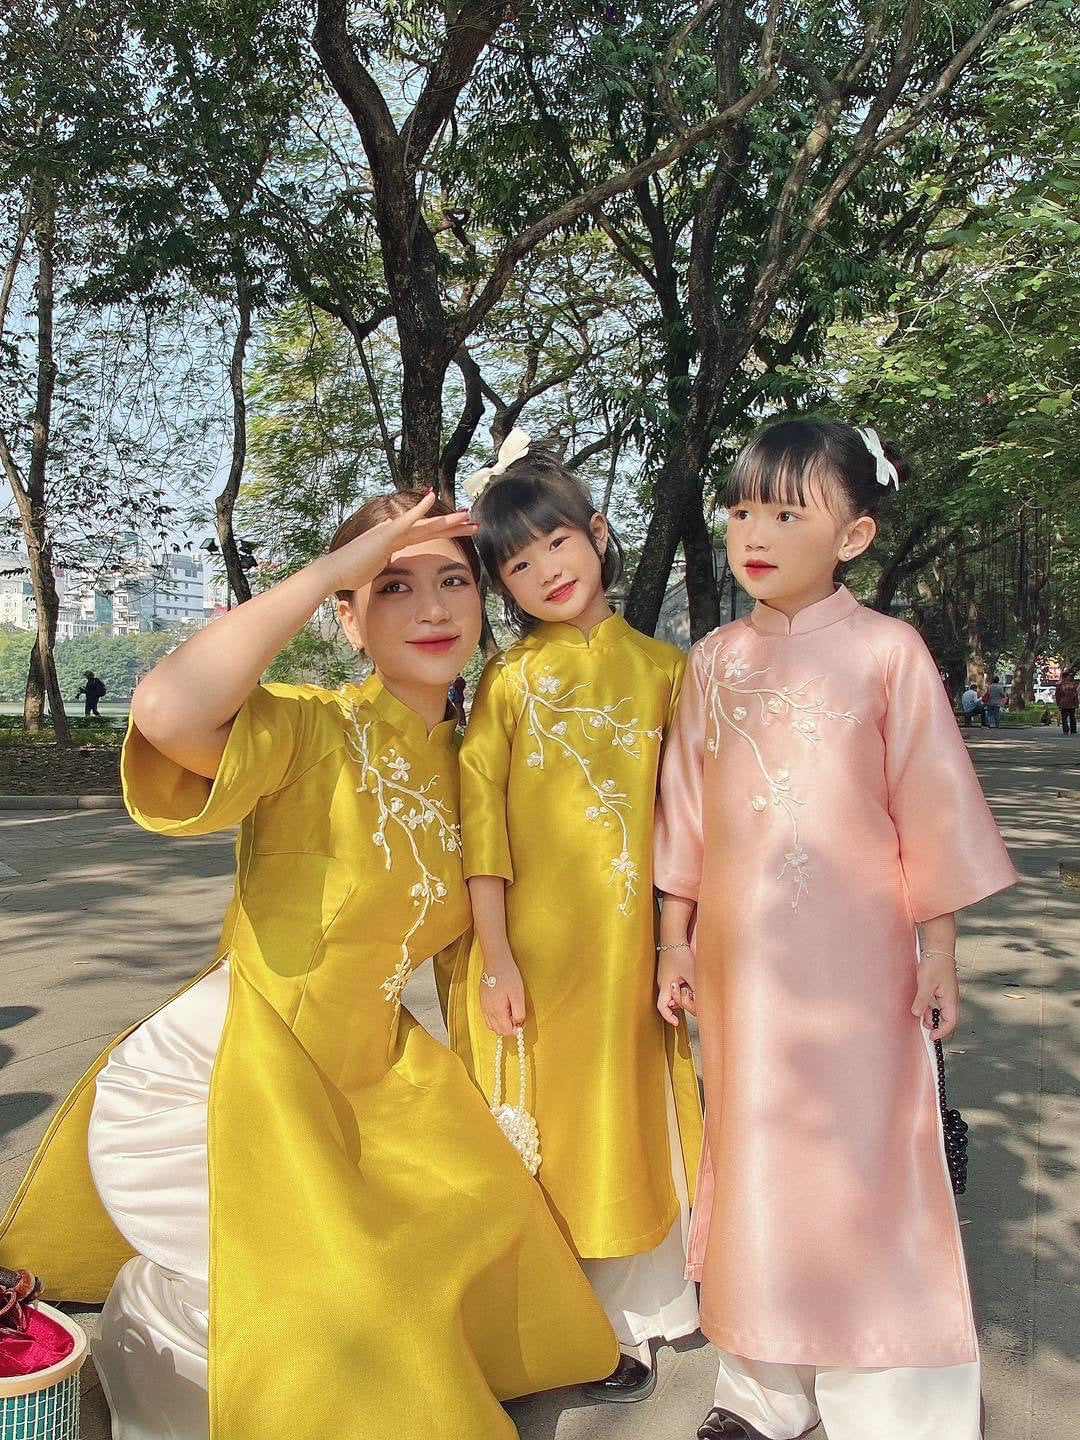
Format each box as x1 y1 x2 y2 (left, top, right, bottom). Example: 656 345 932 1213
879 438 911 489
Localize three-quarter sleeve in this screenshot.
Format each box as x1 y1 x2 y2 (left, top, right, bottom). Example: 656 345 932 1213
654 641 707 901
460 660 517 882
122 684 310 836
882 628 1018 921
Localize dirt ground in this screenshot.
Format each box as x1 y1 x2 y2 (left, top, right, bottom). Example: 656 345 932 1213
0 742 121 794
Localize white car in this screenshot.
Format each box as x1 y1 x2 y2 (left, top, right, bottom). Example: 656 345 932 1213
1034 684 1057 705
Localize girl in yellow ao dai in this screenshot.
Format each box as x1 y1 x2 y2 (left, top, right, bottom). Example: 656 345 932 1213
0 492 617 1440
453 434 703 1402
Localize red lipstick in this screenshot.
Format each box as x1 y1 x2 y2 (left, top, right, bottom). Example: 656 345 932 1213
546 580 577 603
408 635 459 653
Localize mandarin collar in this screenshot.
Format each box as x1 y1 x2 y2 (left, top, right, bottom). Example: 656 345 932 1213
749 585 859 637
530 610 629 649
346 673 458 750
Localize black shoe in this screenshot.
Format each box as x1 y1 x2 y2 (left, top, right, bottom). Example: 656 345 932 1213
697 1408 820 1440
582 1353 656 1403
698 1409 764 1440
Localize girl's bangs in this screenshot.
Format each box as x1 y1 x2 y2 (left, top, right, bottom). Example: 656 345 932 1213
479 478 588 572
725 446 812 510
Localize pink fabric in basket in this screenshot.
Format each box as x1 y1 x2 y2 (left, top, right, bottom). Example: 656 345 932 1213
0 1305 75 1378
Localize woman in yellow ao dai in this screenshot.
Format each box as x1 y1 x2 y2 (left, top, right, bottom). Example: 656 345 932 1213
0 493 617 1440
449 437 702 1390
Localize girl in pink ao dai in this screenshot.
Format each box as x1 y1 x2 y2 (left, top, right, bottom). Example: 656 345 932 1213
654 419 1017 1440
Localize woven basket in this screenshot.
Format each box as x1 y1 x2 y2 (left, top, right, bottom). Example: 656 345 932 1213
0 1303 87 1440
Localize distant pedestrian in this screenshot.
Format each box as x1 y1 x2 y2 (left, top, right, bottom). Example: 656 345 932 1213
447 672 466 728
960 684 985 727
1055 669 1078 735
984 674 1007 729
75 671 107 718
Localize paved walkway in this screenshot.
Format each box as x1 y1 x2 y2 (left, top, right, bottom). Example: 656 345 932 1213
0 728 1076 1439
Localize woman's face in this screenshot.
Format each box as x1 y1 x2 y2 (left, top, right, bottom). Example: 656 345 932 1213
339 538 481 692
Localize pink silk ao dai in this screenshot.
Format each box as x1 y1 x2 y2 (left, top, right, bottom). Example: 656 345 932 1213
654 586 1018 1369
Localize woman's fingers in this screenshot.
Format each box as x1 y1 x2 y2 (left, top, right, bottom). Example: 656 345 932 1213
657 992 679 1025
930 991 958 1041
388 492 477 546
480 977 525 1035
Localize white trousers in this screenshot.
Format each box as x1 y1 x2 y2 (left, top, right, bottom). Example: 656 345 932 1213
581 1076 699 1363
88 966 229 1440
712 1347 983 1440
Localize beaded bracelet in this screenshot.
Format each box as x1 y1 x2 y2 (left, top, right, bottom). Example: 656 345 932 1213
656 941 691 953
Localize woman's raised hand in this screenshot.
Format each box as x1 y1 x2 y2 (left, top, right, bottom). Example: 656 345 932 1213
323 490 478 597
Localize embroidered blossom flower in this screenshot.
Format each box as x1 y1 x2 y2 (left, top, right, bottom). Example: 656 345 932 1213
537 675 559 695
610 852 638 885
345 707 459 1011
703 640 859 913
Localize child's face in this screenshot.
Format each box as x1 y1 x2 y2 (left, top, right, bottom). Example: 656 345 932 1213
726 474 875 614
339 539 482 692
498 516 609 625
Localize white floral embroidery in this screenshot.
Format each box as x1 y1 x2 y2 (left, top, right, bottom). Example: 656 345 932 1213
703 643 859 911
502 661 661 914
342 703 460 1007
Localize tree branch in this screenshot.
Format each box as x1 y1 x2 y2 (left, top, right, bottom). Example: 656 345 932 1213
452 64 779 349
312 1 404 178
403 2 521 169
440 346 486 494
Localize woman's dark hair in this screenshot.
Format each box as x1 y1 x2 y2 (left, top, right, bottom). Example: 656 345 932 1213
469 440 624 635
725 419 910 521
328 488 482 600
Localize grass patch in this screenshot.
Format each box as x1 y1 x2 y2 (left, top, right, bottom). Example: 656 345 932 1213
0 716 124 747
1002 705 1056 726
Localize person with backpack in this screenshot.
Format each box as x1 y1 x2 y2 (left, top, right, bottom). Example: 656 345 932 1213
1055 669 1078 735
75 671 107 718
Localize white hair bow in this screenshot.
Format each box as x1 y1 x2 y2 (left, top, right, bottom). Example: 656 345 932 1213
462 427 532 501
856 426 900 490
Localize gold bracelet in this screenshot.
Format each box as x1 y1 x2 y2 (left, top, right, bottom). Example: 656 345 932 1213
920 948 956 963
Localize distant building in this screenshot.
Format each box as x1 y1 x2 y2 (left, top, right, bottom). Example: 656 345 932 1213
154 553 206 627
1 548 207 637
0 560 33 629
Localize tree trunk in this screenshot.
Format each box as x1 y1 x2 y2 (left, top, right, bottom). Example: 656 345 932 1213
17 185 70 742
24 639 45 730
625 448 701 635
964 592 987 690
682 493 721 640
1010 510 1052 708
215 273 254 605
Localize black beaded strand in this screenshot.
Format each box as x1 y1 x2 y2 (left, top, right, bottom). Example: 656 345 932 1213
932 1007 969 1195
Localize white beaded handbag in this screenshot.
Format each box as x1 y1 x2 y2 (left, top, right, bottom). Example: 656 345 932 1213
491 1026 542 1176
